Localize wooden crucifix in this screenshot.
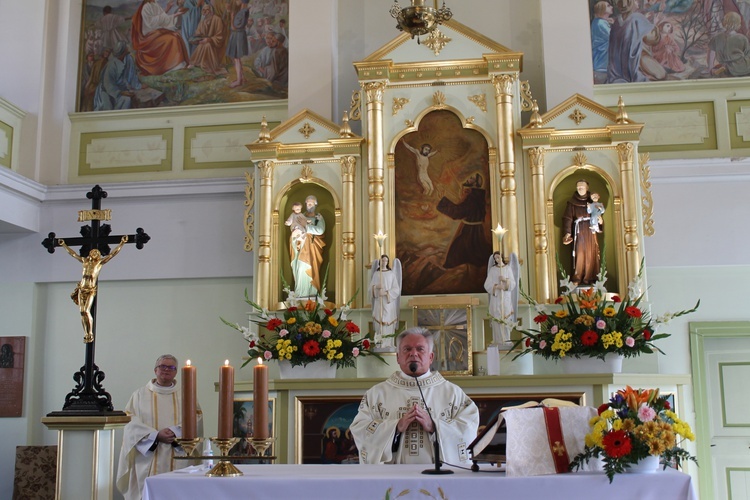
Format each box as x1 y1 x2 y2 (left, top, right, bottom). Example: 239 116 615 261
42 185 150 415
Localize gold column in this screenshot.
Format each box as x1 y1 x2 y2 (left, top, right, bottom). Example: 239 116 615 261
340 156 357 307
616 142 640 285
363 81 387 263
256 160 274 309
491 73 519 259
527 147 550 303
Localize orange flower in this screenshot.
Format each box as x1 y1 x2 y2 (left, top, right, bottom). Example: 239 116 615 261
303 300 316 312
580 300 597 309
616 385 653 411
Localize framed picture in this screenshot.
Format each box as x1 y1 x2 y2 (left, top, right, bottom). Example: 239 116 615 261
294 396 362 464
230 398 276 461
411 297 476 376
77 0 289 112
0 337 25 417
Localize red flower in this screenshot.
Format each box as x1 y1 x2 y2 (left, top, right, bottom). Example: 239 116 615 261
612 295 621 303
625 306 642 318
324 309 333 316
597 403 609 415
534 314 548 324
362 339 371 350
664 400 671 410
525 338 531 348
554 297 563 304
581 330 599 346
602 430 632 458
302 340 320 357
287 307 298 312
345 322 360 333
643 329 652 340
266 318 283 330
249 340 256 348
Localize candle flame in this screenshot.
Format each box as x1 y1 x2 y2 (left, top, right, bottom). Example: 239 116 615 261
257 357 263 365
186 359 192 366
224 359 230 366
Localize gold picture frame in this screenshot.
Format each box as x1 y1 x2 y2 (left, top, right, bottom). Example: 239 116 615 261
410 296 477 376
294 395 362 465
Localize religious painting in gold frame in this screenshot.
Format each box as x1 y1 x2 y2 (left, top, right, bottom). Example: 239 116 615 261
411 299 473 376
229 398 276 461
394 109 493 296
294 396 362 464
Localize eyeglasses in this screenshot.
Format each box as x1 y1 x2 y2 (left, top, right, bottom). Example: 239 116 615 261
156 365 177 371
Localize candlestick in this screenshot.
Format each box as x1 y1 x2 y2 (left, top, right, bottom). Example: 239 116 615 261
253 357 269 440
181 360 197 440
218 360 234 439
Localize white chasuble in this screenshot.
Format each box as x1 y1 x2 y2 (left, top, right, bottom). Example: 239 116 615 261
350 371 479 465
116 379 202 500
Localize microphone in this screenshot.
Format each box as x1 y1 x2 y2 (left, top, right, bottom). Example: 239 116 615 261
410 363 453 475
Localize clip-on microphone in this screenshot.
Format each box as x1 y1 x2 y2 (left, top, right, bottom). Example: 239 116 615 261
410 362 453 475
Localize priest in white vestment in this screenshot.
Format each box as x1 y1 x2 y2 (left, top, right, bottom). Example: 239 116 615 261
116 354 203 500
350 327 479 466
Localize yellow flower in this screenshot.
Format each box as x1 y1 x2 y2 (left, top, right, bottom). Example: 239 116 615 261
327 351 335 360
555 310 569 318
335 352 343 359
328 316 339 327
574 315 595 326
287 317 297 325
603 307 616 317
333 339 342 348
600 409 615 420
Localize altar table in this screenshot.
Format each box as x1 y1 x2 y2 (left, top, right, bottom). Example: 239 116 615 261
142 463 697 500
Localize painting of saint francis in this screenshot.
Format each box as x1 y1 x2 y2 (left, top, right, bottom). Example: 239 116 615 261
394 110 493 296
78 0 289 112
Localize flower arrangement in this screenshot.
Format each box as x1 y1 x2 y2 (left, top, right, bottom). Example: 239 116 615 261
512 260 699 361
223 289 381 369
570 386 697 482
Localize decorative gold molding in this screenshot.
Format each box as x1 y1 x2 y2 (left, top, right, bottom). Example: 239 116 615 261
423 28 452 56
299 122 315 139
572 152 588 167
392 97 410 116
433 91 447 108
404 119 415 128
244 171 255 252
639 153 655 237
350 91 362 121
339 112 355 138
569 108 586 125
300 163 314 181
520 80 534 112
258 116 271 143
467 94 487 112
465 116 475 125
340 156 356 177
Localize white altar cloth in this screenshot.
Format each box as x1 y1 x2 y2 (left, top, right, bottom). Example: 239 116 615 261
142 463 696 500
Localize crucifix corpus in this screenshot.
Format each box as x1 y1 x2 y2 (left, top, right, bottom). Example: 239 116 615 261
42 185 150 415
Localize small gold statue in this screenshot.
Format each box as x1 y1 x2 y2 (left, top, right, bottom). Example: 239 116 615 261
59 236 128 343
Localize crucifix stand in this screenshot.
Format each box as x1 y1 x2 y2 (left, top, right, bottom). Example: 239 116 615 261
41 185 150 416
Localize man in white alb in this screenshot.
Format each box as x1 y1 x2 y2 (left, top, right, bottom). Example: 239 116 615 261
116 354 202 500
350 327 479 465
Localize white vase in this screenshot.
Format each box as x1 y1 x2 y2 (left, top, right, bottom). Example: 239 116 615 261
278 359 337 379
559 353 624 374
625 454 661 473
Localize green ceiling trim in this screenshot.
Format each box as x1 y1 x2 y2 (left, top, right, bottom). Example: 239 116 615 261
79 128 173 176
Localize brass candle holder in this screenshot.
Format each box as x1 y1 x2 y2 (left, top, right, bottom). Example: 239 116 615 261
174 437 202 458
206 437 242 477
249 437 275 459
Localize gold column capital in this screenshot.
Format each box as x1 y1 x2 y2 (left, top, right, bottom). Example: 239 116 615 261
340 156 357 177
527 147 545 171
257 160 275 180
616 142 634 163
491 73 518 97
362 81 387 104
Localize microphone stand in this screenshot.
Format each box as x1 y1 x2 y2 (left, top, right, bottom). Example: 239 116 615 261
410 363 453 475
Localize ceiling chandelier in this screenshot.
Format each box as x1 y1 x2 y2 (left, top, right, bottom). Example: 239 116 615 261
389 0 453 44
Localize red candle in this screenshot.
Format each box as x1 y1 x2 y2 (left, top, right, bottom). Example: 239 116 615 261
253 358 269 440
181 360 197 440
218 360 234 439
